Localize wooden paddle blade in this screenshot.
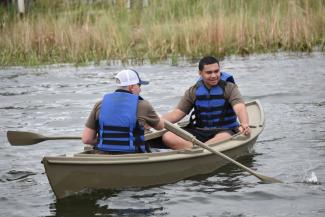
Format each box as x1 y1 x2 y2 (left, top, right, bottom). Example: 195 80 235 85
257 174 283 184
7 131 47 146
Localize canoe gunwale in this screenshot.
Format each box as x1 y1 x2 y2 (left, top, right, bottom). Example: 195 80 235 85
43 100 264 165
44 129 263 165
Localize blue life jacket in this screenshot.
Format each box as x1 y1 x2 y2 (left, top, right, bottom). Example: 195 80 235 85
97 90 149 153
221 71 235 83
190 72 240 129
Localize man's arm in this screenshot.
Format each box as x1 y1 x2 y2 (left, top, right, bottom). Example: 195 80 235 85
161 108 186 123
233 103 251 135
152 118 165 130
161 86 194 123
82 101 100 145
82 127 98 145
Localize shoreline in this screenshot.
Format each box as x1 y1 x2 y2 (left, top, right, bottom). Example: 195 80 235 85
1 51 323 68
1 0 324 66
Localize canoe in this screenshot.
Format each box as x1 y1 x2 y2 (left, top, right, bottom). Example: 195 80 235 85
42 100 264 199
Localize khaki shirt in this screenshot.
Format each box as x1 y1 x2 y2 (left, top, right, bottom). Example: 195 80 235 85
85 98 160 130
176 82 245 114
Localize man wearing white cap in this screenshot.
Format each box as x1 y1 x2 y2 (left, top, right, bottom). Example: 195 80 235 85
82 69 164 153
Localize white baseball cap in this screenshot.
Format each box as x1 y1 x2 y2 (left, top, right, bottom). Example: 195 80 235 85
115 69 149 86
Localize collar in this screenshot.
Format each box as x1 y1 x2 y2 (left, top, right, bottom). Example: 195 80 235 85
115 89 132 94
115 89 144 100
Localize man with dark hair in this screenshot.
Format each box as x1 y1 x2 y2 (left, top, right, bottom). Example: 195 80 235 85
82 69 164 153
162 56 250 150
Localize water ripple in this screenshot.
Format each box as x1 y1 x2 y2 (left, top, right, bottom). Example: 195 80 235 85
250 92 299 99
0 106 24 110
258 137 286 143
0 91 31 96
0 170 37 182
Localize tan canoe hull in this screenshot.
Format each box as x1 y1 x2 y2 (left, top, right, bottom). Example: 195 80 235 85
42 100 264 199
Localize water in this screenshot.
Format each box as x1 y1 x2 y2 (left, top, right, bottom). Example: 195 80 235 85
0 53 324 217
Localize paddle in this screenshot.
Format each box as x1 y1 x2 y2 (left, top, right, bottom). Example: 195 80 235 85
164 121 282 184
7 131 81 146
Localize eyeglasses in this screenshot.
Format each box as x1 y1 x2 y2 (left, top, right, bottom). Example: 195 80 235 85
137 83 141 87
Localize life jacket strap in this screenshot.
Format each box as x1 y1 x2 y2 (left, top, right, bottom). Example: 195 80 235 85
103 125 129 132
102 132 129 138
195 105 224 112
101 140 130 146
196 95 224 100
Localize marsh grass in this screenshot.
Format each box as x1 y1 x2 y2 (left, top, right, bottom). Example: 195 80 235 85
0 0 324 66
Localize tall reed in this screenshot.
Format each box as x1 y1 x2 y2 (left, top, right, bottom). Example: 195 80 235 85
0 0 324 66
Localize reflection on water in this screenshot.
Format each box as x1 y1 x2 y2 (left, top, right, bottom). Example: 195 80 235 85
50 190 121 217
186 155 258 192
1 53 325 217
52 191 166 217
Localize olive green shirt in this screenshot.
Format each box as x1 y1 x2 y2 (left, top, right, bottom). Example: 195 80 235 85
85 98 160 130
176 82 245 114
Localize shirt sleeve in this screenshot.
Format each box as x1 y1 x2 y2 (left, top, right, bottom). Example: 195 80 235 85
137 100 161 128
85 101 101 130
224 82 245 106
175 85 196 114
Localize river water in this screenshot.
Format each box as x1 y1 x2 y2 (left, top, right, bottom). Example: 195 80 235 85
0 53 324 217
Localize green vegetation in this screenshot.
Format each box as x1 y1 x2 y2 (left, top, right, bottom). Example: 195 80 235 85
0 0 324 66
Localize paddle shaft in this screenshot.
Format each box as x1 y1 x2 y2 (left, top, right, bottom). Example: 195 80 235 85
43 136 81 140
164 121 282 184
37 136 81 144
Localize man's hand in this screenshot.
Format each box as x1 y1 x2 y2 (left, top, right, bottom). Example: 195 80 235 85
239 123 251 135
